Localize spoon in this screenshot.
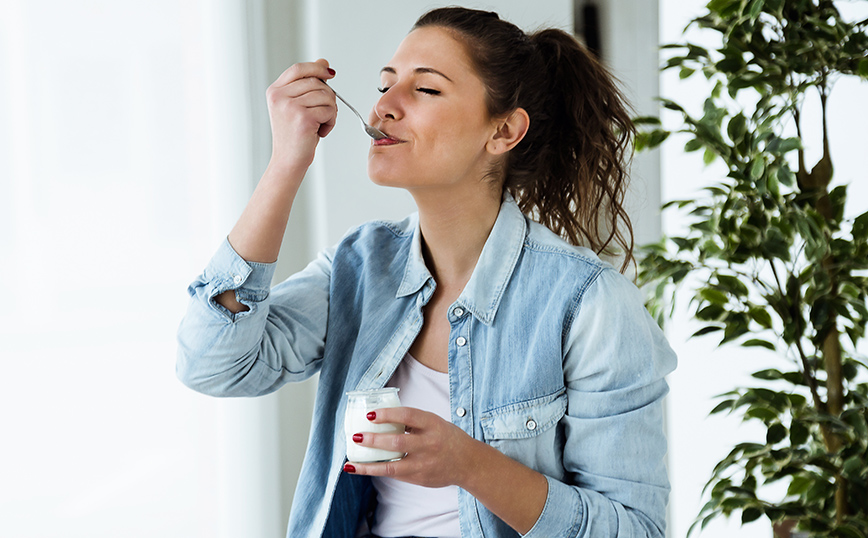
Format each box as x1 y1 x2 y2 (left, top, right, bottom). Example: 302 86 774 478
327 84 389 140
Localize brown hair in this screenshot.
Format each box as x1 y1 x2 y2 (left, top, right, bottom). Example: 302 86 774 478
413 7 636 272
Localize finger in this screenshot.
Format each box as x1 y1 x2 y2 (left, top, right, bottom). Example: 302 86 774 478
368 406 432 429
282 77 332 99
344 458 403 478
352 430 411 455
287 90 337 112
272 59 334 88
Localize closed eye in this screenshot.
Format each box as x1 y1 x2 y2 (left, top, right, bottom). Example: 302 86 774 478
377 87 441 96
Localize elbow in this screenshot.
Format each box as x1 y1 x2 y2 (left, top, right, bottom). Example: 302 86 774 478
175 347 228 397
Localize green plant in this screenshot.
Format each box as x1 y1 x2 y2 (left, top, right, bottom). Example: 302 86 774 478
634 0 868 536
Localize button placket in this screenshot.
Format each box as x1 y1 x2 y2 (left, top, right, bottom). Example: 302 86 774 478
449 310 471 434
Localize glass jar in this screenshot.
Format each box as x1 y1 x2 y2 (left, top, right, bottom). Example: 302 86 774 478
345 388 405 463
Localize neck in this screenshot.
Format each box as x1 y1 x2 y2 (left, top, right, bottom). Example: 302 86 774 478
410 184 502 287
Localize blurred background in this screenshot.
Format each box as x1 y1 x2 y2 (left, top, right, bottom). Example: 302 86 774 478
0 0 864 537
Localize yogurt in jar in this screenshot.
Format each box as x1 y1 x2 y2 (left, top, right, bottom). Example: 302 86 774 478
345 388 405 463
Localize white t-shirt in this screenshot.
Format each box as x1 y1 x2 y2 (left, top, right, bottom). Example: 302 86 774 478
370 353 461 538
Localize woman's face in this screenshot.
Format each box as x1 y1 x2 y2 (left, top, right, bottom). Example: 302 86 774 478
367 26 500 193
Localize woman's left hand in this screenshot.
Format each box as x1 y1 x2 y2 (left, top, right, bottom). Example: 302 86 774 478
344 406 475 488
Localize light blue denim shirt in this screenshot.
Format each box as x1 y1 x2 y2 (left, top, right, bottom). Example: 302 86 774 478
177 195 677 538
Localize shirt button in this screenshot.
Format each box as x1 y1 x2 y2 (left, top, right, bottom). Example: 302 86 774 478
453 307 465 317
456 336 467 347
526 419 537 431
456 407 466 417
232 274 243 285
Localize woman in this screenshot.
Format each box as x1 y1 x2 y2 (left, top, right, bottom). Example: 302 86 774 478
177 7 676 538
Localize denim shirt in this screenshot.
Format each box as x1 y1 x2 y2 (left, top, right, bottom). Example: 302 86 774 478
177 195 677 538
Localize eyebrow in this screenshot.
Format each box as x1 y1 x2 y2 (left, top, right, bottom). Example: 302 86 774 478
379 66 454 83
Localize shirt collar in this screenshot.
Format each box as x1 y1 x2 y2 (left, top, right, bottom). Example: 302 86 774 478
396 193 527 326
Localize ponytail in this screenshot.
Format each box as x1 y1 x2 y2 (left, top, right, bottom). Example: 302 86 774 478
414 8 636 272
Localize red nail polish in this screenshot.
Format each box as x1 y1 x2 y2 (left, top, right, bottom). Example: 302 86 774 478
327 68 336 76
352 433 363 443
344 463 356 473
366 411 376 421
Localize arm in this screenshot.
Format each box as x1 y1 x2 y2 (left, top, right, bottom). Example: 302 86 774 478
176 59 339 395
176 241 334 397
544 267 677 537
217 59 337 313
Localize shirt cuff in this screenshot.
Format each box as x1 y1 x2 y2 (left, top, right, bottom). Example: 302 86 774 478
522 476 583 538
196 238 278 320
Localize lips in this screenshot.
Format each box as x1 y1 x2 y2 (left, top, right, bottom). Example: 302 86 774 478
373 130 406 146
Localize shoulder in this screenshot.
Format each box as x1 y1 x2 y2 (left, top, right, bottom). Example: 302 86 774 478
339 214 416 245
332 213 418 275
332 214 416 260
516 218 612 294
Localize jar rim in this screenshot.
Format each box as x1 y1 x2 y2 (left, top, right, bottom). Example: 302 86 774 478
346 387 400 397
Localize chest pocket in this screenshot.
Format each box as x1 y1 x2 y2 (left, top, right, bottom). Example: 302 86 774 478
479 389 567 479
480 389 567 440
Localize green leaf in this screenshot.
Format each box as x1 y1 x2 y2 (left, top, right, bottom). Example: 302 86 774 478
746 406 778 422
750 158 765 180
858 57 868 79
789 418 810 445
853 210 868 241
693 325 724 337
776 166 795 187
700 288 729 305
703 147 717 165
707 0 739 15
741 506 763 524
766 422 787 444
727 114 747 144
751 368 783 380
716 275 749 297
787 474 813 496
685 138 704 152
776 137 801 154
633 117 662 127
710 399 735 414
743 338 776 350
749 308 773 329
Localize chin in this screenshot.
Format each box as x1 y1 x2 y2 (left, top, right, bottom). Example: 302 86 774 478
367 159 405 188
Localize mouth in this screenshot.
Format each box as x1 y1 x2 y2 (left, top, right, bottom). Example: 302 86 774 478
372 131 406 146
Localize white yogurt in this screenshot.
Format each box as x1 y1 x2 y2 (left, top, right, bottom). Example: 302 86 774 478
345 388 405 463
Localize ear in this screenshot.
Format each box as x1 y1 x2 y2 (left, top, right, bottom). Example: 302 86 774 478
486 108 530 155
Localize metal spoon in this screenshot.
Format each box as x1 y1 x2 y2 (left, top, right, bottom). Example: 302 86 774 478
327 84 388 140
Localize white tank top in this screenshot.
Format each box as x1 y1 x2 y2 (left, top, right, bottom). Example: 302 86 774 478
370 353 461 538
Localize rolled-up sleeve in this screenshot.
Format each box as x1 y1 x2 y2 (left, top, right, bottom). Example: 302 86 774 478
176 238 333 397
525 268 677 538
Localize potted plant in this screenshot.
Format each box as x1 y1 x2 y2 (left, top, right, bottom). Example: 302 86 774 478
633 0 868 536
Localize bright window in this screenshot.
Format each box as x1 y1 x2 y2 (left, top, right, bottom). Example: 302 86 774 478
0 1 255 536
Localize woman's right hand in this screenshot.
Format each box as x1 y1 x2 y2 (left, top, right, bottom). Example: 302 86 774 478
265 59 337 174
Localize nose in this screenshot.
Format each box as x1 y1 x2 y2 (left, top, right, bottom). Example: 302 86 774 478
370 87 403 126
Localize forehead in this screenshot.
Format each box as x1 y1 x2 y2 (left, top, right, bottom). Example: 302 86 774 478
384 26 475 78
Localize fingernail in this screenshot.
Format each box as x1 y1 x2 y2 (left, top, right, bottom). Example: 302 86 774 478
327 68 336 76
352 433 363 443
343 463 356 473
366 411 376 421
